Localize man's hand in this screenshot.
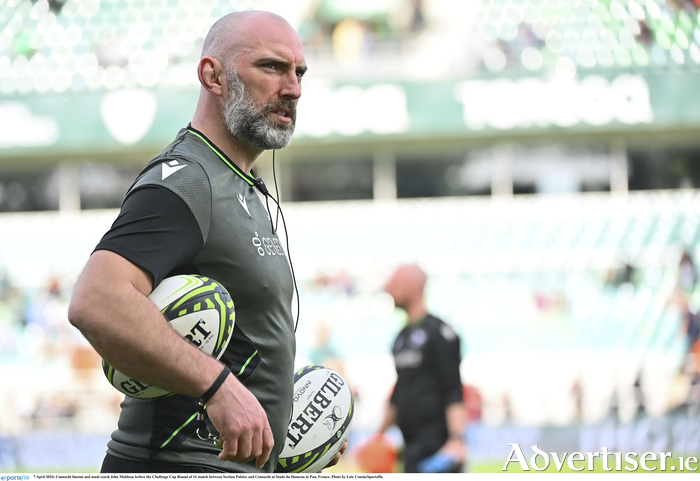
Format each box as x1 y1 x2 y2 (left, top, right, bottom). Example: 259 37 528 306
439 437 466 464
205 374 275 469
442 402 467 463
319 442 347 472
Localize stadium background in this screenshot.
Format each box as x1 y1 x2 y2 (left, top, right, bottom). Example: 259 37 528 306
1 0 700 473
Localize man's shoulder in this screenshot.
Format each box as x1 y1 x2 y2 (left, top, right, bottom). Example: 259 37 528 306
424 314 459 342
134 154 211 195
393 324 414 349
144 128 252 194
131 129 221 191
145 129 213 175
423 314 445 329
162 128 219 162
123 130 216 240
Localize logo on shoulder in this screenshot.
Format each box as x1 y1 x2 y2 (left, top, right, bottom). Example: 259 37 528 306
440 324 457 341
237 193 251 217
162 160 186 180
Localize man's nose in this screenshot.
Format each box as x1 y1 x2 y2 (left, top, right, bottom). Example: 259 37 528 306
280 71 301 100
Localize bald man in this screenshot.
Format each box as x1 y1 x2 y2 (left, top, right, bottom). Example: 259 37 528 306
379 265 466 473
69 11 339 473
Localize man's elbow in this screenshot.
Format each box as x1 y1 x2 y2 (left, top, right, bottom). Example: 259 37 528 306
68 290 94 334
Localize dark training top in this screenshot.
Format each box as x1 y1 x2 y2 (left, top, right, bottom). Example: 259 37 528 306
390 314 463 454
95 126 296 472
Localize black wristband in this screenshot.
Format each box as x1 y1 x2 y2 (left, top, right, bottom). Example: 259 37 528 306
200 365 231 404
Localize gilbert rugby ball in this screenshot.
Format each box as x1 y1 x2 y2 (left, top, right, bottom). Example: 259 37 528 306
102 275 235 399
276 365 354 473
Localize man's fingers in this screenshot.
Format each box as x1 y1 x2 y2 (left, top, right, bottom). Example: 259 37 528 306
249 428 263 463
219 437 238 461
236 435 253 461
320 441 348 471
219 438 258 464
206 376 274 467
256 425 275 469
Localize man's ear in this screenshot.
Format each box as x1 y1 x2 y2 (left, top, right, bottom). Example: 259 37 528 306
198 56 225 97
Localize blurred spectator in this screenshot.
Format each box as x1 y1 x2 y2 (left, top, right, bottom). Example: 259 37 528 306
308 322 339 367
313 270 355 294
332 18 374 61
604 262 635 287
691 340 700 394
25 275 77 361
637 21 654 45
684 310 700 352
572 379 583 422
671 250 699 357
682 309 700 387
462 385 482 425
409 0 426 33
0 270 109 434
31 394 77 430
534 291 566 318
307 320 359 430
0 274 27 357
676 0 699 12
678 249 697 294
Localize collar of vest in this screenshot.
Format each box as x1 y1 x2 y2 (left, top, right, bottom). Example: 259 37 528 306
186 124 255 187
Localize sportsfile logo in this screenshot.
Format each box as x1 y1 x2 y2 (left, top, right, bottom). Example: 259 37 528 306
286 372 346 448
504 444 699 472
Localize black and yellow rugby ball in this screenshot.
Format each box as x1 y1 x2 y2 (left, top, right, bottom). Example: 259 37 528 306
102 275 235 399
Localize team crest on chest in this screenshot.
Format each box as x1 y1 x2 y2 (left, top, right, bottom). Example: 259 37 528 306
252 231 286 257
410 329 427 347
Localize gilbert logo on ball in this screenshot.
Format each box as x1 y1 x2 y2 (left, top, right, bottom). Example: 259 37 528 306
276 365 354 474
102 275 235 399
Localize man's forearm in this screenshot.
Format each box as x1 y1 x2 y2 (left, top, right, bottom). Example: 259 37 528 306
69 250 223 398
445 402 466 439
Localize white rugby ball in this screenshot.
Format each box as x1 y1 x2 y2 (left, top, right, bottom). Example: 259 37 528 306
102 275 235 399
275 365 354 473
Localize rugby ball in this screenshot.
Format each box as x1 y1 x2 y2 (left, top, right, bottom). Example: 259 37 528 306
102 275 235 399
275 365 354 473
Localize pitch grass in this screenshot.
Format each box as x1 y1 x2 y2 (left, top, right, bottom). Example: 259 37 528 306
471 455 700 473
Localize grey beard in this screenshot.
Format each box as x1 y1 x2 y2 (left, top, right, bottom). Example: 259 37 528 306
223 70 295 150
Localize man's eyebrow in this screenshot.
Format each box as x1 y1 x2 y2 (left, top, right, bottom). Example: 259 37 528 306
257 56 286 65
257 57 308 74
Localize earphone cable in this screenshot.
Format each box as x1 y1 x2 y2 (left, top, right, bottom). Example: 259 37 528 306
270 150 300 333
264 195 275 234
272 152 282 232
269 194 300 332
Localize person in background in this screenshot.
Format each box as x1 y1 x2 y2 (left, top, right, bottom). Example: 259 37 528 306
378 264 466 473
